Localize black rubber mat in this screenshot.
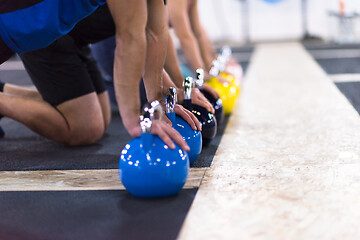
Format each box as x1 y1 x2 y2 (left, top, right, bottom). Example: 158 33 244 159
305 44 360 50
0 189 197 240
306 45 360 114
0 109 230 170
0 114 229 170
192 115 229 168
231 46 254 53
335 82 360 114
239 61 250 74
0 69 230 170
302 39 360 50
0 114 130 171
314 58 360 74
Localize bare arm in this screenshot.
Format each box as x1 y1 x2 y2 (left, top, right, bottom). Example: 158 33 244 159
107 0 147 137
108 0 189 151
164 29 185 88
143 0 168 102
168 0 206 73
189 0 217 71
163 28 215 113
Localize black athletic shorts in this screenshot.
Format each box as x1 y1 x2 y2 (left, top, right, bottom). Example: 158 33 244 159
19 5 115 106
0 36 14 64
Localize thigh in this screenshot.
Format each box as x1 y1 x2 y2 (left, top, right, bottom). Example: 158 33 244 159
57 92 104 128
57 92 105 145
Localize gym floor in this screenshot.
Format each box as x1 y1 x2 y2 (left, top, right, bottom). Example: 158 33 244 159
0 41 359 240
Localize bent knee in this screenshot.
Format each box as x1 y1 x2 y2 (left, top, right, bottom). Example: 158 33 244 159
66 123 105 146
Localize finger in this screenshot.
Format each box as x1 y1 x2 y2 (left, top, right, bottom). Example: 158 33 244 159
177 88 184 104
192 96 210 113
151 121 176 149
128 126 142 138
163 114 172 126
195 96 213 114
203 85 220 99
184 108 202 131
162 122 190 152
198 94 215 114
175 105 197 131
182 109 197 131
192 89 214 114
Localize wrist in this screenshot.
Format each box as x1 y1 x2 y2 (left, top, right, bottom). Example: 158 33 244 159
176 87 185 104
204 72 211 82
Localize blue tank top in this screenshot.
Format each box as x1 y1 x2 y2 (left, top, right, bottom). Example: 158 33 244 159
0 0 106 54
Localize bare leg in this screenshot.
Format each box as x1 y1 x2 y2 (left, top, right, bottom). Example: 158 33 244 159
0 91 105 146
3 83 42 100
2 82 111 131
97 91 111 129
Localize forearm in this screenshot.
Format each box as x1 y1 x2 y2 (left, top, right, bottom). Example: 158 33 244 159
114 35 146 132
143 0 168 102
107 0 148 136
196 27 217 71
143 29 167 102
179 35 206 73
164 31 185 89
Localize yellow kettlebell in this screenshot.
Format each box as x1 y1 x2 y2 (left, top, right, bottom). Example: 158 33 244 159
219 72 241 97
205 76 238 115
216 49 241 98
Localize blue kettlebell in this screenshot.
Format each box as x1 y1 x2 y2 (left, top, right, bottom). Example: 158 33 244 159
166 87 202 164
183 77 217 146
119 101 189 198
195 69 224 125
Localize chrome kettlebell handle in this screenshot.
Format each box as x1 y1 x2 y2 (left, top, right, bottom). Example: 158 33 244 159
140 100 163 133
221 46 232 60
217 55 227 72
183 77 193 101
195 69 204 89
218 46 232 72
209 60 220 77
166 87 177 114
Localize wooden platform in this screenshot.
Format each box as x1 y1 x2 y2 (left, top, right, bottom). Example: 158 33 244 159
179 42 360 239
0 168 206 191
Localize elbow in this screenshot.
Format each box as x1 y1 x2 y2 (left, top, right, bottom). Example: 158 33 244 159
116 28 146 45
179 34 197 47
115 30 146 55
146 24 168 44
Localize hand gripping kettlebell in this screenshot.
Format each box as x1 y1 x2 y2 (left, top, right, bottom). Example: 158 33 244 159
195 69 224 125
119 101 189 198
183 77 217 146
166 87 202 164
